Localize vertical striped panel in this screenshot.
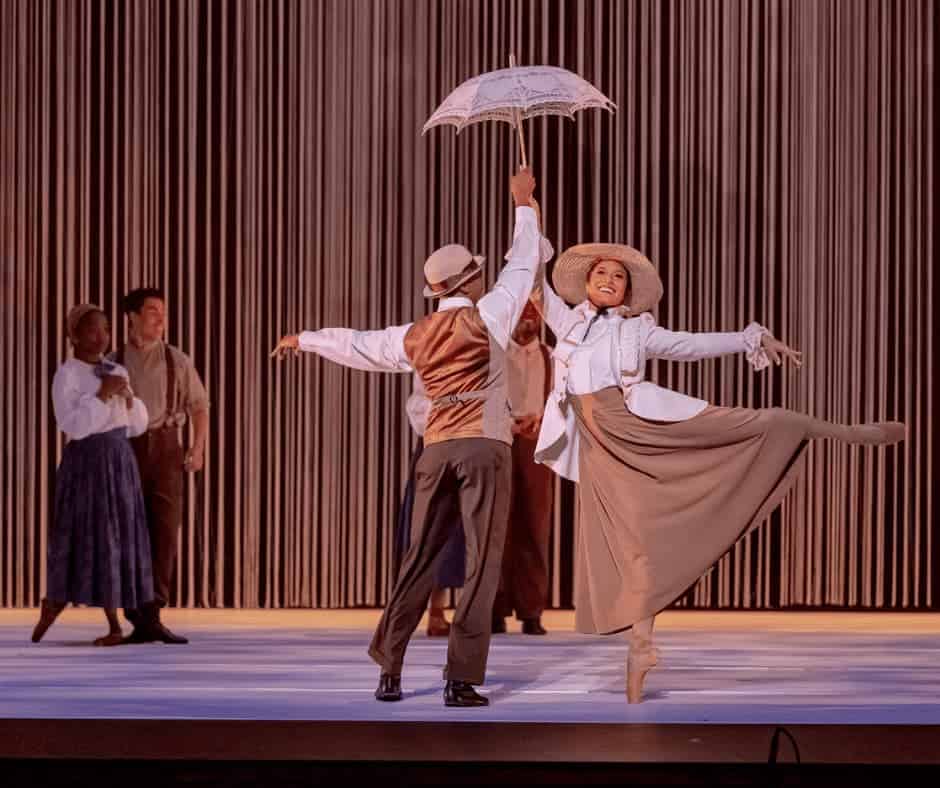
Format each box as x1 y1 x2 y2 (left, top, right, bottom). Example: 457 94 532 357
0 0 935 609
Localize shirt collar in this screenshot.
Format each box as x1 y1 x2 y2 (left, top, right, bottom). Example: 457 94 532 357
127 338 163 355
437 296 474 312
574 300 630 320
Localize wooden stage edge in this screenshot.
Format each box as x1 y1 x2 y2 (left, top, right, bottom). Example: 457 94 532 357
1 719 938 765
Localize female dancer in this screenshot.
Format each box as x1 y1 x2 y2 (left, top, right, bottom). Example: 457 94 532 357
531 244 905 702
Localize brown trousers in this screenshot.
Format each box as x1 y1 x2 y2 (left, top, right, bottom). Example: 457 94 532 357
493 434 553 620
128 427 184 608
369 437 511 684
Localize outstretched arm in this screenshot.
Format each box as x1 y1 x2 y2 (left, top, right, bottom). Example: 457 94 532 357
271 323 414 373
644 316 801 369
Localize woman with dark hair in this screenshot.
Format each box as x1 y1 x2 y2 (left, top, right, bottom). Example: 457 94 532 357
532 244 905 703
31 304 153 646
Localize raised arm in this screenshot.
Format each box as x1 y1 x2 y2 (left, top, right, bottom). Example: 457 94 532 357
476 169 540 350
529 256 579 339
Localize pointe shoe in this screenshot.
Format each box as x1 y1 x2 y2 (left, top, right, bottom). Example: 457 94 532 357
94 632 124 647
626 648 660 704
31 598 64 643
847 421 906 445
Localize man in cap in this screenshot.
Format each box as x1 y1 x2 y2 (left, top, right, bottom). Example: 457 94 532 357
272 167 540 707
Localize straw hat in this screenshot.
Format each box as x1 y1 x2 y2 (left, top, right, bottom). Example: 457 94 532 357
552 242 663 313
422 244 485 299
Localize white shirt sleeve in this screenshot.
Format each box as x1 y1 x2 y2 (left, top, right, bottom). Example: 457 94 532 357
643 313 758 361
52 366 113 441
532 265 578 338
126 398 150 437
477 206 541 350
298 324 414 373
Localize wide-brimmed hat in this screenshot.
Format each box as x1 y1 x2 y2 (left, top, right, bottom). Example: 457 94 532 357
422 243 485 299
551 242 663 313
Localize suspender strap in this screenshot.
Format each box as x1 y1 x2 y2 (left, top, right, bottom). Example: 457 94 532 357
117 342 179 426
164 343 177 418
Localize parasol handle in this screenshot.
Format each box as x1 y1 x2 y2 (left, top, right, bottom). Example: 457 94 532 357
509 53 529 169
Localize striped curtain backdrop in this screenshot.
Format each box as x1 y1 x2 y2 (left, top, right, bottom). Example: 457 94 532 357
1 1 935 609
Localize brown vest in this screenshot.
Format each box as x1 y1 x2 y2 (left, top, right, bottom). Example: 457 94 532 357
404 307 512 447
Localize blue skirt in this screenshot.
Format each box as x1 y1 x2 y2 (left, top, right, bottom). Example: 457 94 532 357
47 428 154 609
394 439 466 590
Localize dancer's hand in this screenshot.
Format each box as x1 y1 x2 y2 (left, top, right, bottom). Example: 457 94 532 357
511 166 536 207
184 446 205 473
761 334 803 368
270 334 300 360
513 414 541 439
97 374 130 402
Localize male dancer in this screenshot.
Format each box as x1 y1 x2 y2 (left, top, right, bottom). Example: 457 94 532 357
272 167 540 706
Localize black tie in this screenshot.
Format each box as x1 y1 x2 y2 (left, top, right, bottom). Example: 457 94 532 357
581 307 608 342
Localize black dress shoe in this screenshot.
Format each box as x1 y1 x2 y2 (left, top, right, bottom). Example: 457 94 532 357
491 615 507 634
375 673 402 702
122 626 157 645
521 617 547 636
151 622 189 644
123 622 188 645
443 680 489 707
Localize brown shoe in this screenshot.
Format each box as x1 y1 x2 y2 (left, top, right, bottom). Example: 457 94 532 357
427 608 450 637
31 598 65 643
94 632 124 647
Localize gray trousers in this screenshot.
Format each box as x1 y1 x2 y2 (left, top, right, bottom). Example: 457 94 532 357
369 437 511 684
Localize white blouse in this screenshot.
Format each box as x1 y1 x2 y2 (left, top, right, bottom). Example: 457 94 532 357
533 274 770 482
52 358 150 442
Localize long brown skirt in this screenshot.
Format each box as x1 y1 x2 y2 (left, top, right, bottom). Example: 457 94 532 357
570 387 810 635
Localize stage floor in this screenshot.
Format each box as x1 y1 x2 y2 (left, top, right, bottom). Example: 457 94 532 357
2 609 939 764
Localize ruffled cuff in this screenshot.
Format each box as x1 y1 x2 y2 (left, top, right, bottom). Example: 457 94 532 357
743 322 771 371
